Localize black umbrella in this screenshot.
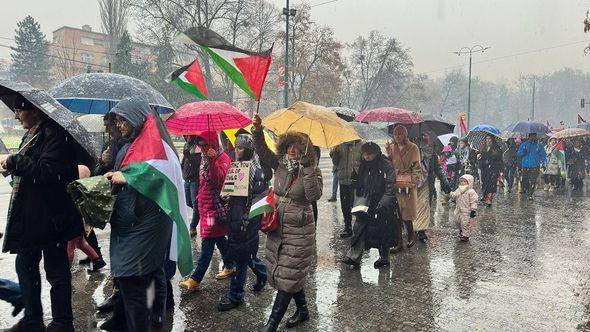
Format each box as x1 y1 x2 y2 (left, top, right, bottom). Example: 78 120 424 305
350 122 390 142
0 80 99 166
329 107 359 122
406 114 455 139
504 121 550 137
50 73 174 114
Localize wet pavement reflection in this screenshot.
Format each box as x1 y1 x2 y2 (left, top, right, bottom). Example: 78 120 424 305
1 156 590 331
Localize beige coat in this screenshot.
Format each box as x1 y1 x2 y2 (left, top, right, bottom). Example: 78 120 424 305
253 128 323 293
387 141 421 221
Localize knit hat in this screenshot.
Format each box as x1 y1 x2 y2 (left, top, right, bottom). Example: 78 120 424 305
235 134 254 150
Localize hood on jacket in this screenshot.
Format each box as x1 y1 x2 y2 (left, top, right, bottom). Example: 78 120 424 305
196 131 220 150
108 98 151 139
459 174 475 189
275 131 317 164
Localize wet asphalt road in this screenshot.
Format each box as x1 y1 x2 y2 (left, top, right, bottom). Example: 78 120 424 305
1 155 590 331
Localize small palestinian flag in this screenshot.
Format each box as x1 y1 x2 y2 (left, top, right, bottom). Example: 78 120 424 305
249 188 276 219
179 27 272 101
120 112 194 277
167 59 208 100
459 116 468 137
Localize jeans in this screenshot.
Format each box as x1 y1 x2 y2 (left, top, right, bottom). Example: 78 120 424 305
191 237 231 282
228 257 267 302
15 242 72 324
0 278 22 307
119 269 163 332
186 181 200 229
505 166 516 190
340 183 354 230
521 167 540 198
330 171 338 199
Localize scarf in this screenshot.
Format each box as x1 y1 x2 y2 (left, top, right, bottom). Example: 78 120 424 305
458 146 470 163
280 155 300 174
201 148 221 182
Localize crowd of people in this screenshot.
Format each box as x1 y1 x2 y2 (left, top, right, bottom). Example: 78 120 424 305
1 94 590 332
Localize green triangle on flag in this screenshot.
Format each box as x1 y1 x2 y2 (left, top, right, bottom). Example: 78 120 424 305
167 59 208 100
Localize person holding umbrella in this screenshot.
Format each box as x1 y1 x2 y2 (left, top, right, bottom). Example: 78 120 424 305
517 133 547 200
251 113 323 332
478 134 503 207
2 96 82 332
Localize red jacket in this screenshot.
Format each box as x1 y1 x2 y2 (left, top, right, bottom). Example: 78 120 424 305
197 131 231 238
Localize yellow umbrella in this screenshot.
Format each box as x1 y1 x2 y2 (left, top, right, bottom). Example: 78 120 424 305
223 124 276 152
262 101 361 148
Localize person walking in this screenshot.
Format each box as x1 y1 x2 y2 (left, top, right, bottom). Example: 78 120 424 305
330 140 362 238
179 131 234 291
449 174 479 242
386 125 421 252
181 135 202 237
543 137 563 191
217 134 270 311
567 139 586 191
105 99 173 332
503 138 518 193
252 114 323 332
517 133 546 200
2 96 82 332
457 138 478 179
341 142 398 269
478 134 503 206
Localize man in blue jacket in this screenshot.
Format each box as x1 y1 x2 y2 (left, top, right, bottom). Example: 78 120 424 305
517 133 547 200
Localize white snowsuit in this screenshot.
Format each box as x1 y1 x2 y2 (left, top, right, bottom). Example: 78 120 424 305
450 174 478 237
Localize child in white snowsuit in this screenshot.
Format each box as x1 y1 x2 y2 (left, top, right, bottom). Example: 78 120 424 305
449 174 478 241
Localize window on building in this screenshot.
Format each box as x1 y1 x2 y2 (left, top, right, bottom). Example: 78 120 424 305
81 53 94 64
81 37 94 46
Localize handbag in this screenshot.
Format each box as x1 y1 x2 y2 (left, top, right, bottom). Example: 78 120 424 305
260 176 297 234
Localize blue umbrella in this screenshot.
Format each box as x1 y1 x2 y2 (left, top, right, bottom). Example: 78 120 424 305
470 124 501 136
50 73 174 114
467 124 502 150
505 121 550 136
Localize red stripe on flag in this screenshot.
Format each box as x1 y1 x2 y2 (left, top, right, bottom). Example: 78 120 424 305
121 114 167 168
186 59 208 98
265 188 276 209
233 52 272 101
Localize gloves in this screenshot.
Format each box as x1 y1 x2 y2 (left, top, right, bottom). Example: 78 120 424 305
470 210 477 218
300 155 311 168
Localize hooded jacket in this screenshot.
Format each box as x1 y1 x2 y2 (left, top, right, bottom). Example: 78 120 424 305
252 128 322 293
330 140 362 185
108 98 172 277
196 130 231 238
450 174 478 219
518 140 547 169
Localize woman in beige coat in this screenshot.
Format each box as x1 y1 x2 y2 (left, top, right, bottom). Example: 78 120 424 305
252 114 323 332
386 125 421 251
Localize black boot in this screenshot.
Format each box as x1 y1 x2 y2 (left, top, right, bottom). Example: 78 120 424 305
99 296 126 331
97 289 120 313
260 291 292 332
404 220 415 248
88 258 107 273
285 290 310 328
166 280 175 310
78 257 91 265
339 219 353 238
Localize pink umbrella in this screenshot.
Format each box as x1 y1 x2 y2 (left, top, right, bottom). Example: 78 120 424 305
165 101 251 135
355 107 424 124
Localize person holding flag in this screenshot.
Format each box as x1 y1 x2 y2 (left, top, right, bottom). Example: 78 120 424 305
104 98 193 331
217 134 271 312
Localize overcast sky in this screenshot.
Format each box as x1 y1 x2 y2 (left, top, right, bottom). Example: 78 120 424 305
1 0 589 82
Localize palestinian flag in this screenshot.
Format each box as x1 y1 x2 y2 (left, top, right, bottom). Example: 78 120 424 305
459 116 468 137
554 139 566 175
179 27 272 101
167 59 208 100
249 188 276 219
120 112 194 277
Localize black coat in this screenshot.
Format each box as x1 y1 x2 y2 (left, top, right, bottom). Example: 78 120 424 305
3 121 83 253
351 154 399 249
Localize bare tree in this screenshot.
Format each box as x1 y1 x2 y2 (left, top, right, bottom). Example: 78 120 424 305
99 0 130 62
52 36 83 80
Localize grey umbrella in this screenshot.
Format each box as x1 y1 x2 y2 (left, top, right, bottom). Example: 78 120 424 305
350 122 390 142
0 80 99 166
329 107 360 122
50 73 174 114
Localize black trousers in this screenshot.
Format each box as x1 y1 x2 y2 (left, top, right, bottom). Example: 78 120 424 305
340 184 354 229
84 229 101 258
118 268 166 332
15 242 72 324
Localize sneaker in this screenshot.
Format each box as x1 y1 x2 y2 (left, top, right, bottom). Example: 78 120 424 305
179 278 201 291
215 268 234 280
217 295 243 312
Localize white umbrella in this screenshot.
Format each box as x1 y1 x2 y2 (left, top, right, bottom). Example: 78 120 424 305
438 133 458 147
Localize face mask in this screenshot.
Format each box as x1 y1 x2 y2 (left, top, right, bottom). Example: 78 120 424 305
459 184 469 192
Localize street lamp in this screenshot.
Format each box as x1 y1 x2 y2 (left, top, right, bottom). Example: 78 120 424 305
454 45 490 129
283 1 296 107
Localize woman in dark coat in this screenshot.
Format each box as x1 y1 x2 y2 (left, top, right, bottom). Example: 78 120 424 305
478 134 503 207
105 98 172 332
342 142 399 268
252 114 322 332
567 139 586 190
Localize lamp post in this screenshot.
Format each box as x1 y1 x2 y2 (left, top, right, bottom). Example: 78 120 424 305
282 1 296 107
454 45 490 129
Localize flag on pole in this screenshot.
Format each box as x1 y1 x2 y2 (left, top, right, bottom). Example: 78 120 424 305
167 59 208 100
459 116 468 137
578 114 587 124
120 112 194 277
249 188 276 218
179 27 273 101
